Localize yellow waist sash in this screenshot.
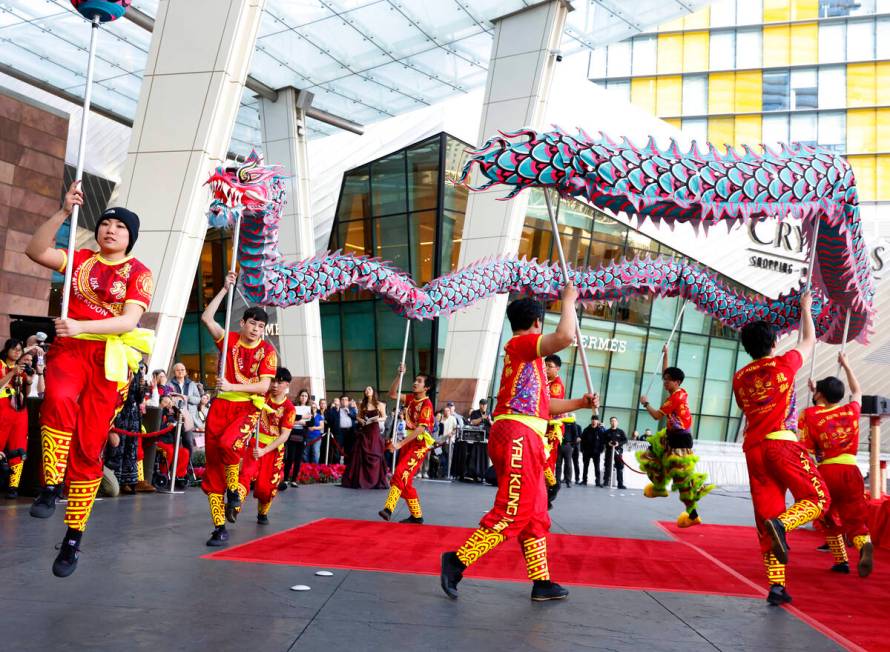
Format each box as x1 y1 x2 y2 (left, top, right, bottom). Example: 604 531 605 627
819 453 858 466
259 432 279 445
217 391 274 412
74 328 154 384
0 387 15 399
411 428 435 448
764 430 797 442
494 413 548 438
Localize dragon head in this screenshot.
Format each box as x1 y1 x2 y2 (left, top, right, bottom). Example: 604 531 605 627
205 150 283 227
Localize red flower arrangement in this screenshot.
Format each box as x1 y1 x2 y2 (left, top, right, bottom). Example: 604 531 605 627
297 463 345 484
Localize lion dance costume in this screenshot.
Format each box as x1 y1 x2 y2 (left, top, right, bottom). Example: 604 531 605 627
380 393 434 523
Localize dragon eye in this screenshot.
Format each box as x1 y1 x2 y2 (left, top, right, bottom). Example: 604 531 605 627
237 167 250 183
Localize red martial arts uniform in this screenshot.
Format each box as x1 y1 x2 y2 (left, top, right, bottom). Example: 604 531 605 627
799 400 872 561
202 332 276 526
544 376 565 485
0 361 29 489
382 393 434 519
455 333 553 580
156 410 190 480
661 388 693 431
40 249 153 531
733 349 829 587
237 394 295 516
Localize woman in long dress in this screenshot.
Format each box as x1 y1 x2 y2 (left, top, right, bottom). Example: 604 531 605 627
341 386 389 489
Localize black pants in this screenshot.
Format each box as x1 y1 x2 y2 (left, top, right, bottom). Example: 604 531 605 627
603 447 624 486
283 439 305 483
571 445 580 479
556 442 574 485
582 450 602 484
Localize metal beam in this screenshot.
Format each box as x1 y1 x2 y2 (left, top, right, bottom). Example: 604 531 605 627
124 7 364 135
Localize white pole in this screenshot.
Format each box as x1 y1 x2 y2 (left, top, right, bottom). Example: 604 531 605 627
835 309 852 377
643 302 688 398
217 214 242 387
61 16 101 319
542 191 593 394
390 321 411 475
802 218 822 404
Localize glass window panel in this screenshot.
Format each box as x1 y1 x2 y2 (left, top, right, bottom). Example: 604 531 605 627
339 219 372 257
792 0 820 19
735 70 763 112
340 302 377 390
375 214 409 268
710 0 737 27
631 77 657 114
762 114 790 148
682 75 708 115
763 0 791 21
440 210 464 273
607 40 632 77
877 18 890 60
736 29 763 69
847 108 877 153
517 223 553 261
709 31 736 70
708 71 736 113
681 118 709 143
791 113 818 145
320 304 341 351
790 22 819 65
708 117 735 147
656 76 682 115
571 321 610 396
589 47 607 79
337 167 370 221
848 155 877 200
847 19 875 61
846 62 876 108
818 111 846 152
632 36 657 76
763 25 790 67
818 23 846 65
443 138 469 214
409 212 436 285
650 296 682 329
407 138 439 213
657 33 684 74
323 350 343 394
682 31 709 73
878 108 890 153
677 334 708 413
606 80 631 104
605 324 646 408
791 68 818 109
701 339 738 415
371 152 406 217
735 115 762 147
762 69 790 111
682 308 710 335
818 66 846 109
698 416 728 441
737 0 763 24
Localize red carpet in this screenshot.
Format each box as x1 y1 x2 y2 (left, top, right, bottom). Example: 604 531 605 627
664 521 890 652
206 517 758 597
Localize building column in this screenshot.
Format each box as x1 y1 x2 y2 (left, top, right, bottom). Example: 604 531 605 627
439 0 570 412
257 87 325 397
113 0 266 372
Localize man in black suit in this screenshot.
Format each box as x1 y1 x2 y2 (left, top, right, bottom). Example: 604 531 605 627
580 415 605 486
603 416 627 489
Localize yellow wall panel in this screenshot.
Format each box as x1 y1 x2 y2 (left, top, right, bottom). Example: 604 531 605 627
708 117 735 147
664 117 682 128
683 31 709 73
683 7 710 30
656 76 683 116
631 77 657 114
878 62 890 105
848 63 876 107
790 23 818 65
876 108 890 152
847 109 877 154
790 0 819 19
708 72 736 114
848 155 876 201
735 116 762 148
658 33 684 74
659 16 685 32
763 0 791 22
734 70 763 112
877 155 890 201
763 25 790 67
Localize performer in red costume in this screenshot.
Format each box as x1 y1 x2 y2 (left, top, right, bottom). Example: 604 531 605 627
236 367 295 524
543 354 574 507
201 271 276 546
26 182 154 577
732 291 829 606
799 352 874 578
155 395 191 487
441 285 597 602
379 365 434 524
0 339 33 499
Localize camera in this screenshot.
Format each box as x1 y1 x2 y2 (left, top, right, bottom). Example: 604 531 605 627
22 364 34 376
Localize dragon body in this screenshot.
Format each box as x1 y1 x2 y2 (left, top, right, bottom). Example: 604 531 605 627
207 129 876 343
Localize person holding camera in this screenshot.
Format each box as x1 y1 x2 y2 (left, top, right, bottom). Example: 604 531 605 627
0 339 34 498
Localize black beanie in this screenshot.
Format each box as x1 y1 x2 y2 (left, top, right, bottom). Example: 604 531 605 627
95 207 139 254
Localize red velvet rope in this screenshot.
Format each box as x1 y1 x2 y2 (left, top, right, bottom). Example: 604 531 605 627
615 453 647 475
111 424 176 438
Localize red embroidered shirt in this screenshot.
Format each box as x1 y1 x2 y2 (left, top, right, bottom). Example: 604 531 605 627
732 350 802 451
799 401 861 460
59 249 153 321
661 388 693 431
215 332 277 385
493 333 549 421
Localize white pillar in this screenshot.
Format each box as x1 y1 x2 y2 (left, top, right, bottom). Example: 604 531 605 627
258 87 325 398
114 0 266 372
439 0 570 410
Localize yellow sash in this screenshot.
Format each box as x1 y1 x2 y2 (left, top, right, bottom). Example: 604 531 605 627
411 428 435 448
74 328 155 383
494 413 548 438
259 432 279 445
217 391 274 413
819 453 858 466
764 430 797 442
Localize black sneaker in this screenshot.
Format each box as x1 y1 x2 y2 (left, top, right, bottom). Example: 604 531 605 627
830 562 850 573
816 542 830 552
858 542 874 578
225 489 241 524
278 481 288 491
206 526 229 547
579 480 588 486
378 507 392 522
766 584 792 606
565 481 571 488
52 530 82 578
440 551 465 599
399 516 424 524
6 488 18 499
765 518 789 564
531 580 569 601
617 485 627 490
30 486 58 518
257 513 269 525
595 482 603 488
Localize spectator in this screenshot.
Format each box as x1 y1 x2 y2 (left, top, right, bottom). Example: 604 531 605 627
0 339 32 498
640 428 653 441
304 400 323 463
603 416 628 489
435 405 458 479
570 420 581 481
17 351 44 399
193 393 211 432
580 415 605 486
468 398 493 431
446 401 464 430
281 389 310 489
156 395 191 489
168 362 200 452
106 367 144 493
631 430 640 440
145 369 169 407
316 398 329 463
341 386 388 489
556 419 578 487
325 397 343 462
339 395 357 462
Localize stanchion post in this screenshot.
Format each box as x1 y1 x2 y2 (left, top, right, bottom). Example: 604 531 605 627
161 412 184 495
390 320 411 475
870 416 883 499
